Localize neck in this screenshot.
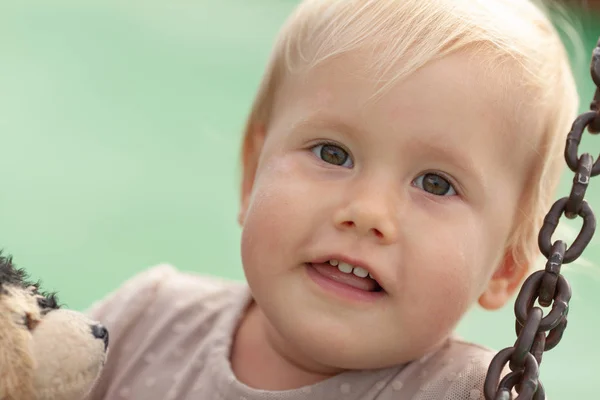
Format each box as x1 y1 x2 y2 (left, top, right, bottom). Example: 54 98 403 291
230 301 342 390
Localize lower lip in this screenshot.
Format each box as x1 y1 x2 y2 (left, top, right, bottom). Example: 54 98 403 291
305 263 385 303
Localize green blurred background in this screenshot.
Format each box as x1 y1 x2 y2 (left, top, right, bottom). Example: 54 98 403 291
0 1 598 398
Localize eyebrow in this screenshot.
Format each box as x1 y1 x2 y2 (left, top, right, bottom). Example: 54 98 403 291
290 116 364 138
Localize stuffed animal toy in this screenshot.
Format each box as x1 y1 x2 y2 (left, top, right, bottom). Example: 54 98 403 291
0 253 108 400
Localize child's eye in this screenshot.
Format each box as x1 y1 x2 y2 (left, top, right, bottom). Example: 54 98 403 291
310 143 353 168
413 173 457 196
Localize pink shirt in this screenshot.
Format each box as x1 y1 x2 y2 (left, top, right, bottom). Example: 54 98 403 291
85 265 500 400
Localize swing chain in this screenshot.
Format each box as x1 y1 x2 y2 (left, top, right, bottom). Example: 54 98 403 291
484 38 600 400
591 38 600 132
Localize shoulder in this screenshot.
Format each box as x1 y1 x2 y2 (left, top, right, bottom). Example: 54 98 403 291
86 264 243 327
419 338 495 399
381 338 497 400
85 265 173 322
85 264 246 359
84 265 246 400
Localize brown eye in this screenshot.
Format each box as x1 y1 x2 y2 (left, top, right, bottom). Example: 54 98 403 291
414 173 457 196
311 143 353 167
24 312 39 331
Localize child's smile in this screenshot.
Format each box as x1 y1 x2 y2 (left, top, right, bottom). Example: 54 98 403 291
306 255 385 302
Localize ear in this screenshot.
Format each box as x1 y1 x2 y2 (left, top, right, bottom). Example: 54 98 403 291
478 250 529 310
238 122 267 226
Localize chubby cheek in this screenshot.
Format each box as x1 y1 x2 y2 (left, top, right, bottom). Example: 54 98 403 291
240 155 317 277
398 211 494 337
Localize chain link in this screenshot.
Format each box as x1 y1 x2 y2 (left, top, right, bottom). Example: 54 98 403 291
590 38 600 133
484 38 600 399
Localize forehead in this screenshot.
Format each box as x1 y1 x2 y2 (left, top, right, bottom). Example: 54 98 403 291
1 285 39 313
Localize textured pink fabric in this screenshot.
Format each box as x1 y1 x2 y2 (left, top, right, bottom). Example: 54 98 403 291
85 265 501 400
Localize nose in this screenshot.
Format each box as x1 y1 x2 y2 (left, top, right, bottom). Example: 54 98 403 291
90 324 109 351
333 185 399 243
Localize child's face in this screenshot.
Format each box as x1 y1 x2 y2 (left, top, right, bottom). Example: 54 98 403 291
239 50 533 370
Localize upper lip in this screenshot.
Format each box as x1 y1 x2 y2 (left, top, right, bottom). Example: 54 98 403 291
309 254 386 291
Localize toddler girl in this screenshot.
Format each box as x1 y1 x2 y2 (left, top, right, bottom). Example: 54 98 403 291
86 0 579 398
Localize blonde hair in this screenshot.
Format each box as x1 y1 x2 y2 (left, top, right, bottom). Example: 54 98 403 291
241 0 580 270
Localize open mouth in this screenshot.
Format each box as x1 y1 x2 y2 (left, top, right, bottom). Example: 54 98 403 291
307 259 384 294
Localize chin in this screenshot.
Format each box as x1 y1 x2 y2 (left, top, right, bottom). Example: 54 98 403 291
255 293 404 371
248 269 436 371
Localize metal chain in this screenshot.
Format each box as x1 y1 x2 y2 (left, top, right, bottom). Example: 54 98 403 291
484 37 600 400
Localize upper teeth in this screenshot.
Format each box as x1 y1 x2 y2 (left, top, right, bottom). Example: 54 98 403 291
328 259 374 279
